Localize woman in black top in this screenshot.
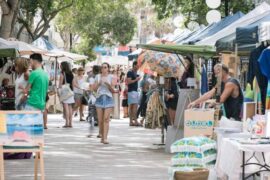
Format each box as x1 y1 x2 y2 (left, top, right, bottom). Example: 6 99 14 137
59 61 75 128
165 77 179 125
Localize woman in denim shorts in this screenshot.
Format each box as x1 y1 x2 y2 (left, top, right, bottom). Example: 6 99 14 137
93 63 115 144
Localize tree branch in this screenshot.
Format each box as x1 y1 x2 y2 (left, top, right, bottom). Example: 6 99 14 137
35 23 50 40
17 17 34 40
33 0 73 40
16 25 24 39
50 0 74 17
33 17 44 35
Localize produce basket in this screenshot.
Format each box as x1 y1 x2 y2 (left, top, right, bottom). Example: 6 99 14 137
174 168 209 180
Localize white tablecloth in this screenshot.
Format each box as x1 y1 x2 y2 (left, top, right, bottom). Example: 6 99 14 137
216 138 270 180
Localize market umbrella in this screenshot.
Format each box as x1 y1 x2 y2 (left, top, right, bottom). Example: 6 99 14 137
143 51 183 78
0 48 19 58
0 38 21 57
32 37 87 62
44 50 88 62
7 39 46 55
137 39 176 76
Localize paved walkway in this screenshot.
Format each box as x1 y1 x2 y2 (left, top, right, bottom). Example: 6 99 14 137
4 114 171 180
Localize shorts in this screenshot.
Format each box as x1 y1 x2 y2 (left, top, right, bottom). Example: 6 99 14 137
122 99 128 107
16 101 27 110
74 93 83 101
128 91 139 105
165 98 178 110
25 104 43 112
95 95 114 109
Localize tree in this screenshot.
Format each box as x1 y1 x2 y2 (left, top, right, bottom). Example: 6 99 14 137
128 0 174 41
151 0 254 27
55 0 137 58
0 0 73 41
17 0 73 42
54 8 75 50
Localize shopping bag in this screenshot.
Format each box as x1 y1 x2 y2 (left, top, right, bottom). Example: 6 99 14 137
184 108 215 137
59 84 74 102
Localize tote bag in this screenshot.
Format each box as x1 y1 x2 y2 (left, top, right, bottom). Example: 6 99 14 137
59 73 74 102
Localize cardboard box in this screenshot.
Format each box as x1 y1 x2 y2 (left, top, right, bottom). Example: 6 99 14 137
221 53 240 78
184 109 215 137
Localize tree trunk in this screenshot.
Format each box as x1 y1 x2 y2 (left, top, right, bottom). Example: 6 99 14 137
224 0 229 16
0 0 20 39
0 14 14 39
60 30 70 51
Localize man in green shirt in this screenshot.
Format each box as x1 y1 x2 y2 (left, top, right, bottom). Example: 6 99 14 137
24 53 49 111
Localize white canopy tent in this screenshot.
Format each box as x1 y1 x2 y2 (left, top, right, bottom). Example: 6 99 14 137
43 49 88 62
85 55 129 72
196 2 270 46
86 55 128 66
0 38 46 56
32 37 88 62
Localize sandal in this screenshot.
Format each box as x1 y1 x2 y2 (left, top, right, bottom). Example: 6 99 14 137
129 120 137 126
62 125 69 128
80 119 86 121
137 123 143 127
103 140 109 144
97 135 102 138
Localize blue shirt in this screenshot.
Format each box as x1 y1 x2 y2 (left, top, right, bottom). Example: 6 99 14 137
258 48 270 79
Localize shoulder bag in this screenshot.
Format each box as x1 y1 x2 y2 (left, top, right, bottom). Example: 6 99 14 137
59 73 74 102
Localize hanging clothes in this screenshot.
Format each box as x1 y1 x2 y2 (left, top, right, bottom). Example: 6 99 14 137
201 64 208 95
258 47 270 110
248 45 268 113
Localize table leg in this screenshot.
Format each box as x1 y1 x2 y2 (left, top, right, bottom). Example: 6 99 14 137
34 152 38 180
242 151 245 180
39 151 45 180
0 146 4 180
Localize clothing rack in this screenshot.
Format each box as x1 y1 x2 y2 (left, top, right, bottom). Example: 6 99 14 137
153 76 167 146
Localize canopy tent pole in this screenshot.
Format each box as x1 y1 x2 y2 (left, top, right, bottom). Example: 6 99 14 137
175 54 188 71
175 52 202 75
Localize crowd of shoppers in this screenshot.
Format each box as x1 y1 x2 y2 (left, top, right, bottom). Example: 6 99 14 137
11 53 192 144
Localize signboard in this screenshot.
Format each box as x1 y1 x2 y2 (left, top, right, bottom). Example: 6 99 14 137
184 109 215 137
266 111 270 137
0 111 44 146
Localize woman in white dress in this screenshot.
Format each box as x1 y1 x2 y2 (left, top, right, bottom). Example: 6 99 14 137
59 61 75 128
15 58 30 110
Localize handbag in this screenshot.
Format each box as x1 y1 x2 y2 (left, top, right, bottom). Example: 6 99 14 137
59 73 74 102
81 95 88 105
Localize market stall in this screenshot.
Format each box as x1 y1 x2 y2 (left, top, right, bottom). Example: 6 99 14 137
0 38 47 112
